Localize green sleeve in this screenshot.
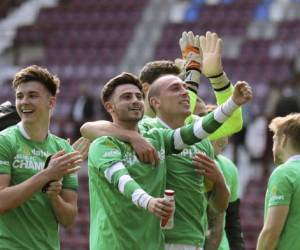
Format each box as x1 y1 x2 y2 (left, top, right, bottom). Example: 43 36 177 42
89 137 144 201
61 141 78 191
209 84 243 141
0 133 13 174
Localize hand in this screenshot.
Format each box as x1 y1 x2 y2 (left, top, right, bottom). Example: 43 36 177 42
232 81 253 106
200 31 223 77
192 152 225 186
46 180 62 198
129 133 160 167
179 31 202 72
147 197 173 220
72 137 90 161
45 150 82 181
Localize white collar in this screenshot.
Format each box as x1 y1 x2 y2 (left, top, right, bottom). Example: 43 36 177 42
17 122 31 139
17 121 50 140
286 155 300 164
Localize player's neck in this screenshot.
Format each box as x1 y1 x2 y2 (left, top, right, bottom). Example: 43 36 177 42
114 120 139 131
157 113 185 129
20 121 49 142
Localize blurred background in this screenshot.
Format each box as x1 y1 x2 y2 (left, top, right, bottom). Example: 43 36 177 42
0 0 300 249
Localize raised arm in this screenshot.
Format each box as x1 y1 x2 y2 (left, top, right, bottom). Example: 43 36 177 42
200 31 242 139
165 81 252 155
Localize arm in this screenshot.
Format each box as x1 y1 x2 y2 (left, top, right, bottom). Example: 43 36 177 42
0 150 82 214
168 81 252 154
81 121 159 166
47 181 78 228
89 138 171 218
192 153 229 212
204 205 224 250
200 31 242 139
257 205 289 250
225 199 245 250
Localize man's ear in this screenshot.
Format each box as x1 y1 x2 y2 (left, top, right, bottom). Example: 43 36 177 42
142 82 150 95
104 101 113 114
149 96 159 111
49 96 56 109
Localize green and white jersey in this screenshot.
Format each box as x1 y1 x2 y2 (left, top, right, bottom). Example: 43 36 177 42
215 154 239 250
0 124 78 250
264 155 300 250
186 85 243 141
88 100 239 250
153 117 214 247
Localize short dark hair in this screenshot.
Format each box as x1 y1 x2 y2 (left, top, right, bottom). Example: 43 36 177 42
12 65 60 96
139 60 181 84
101 72 143 104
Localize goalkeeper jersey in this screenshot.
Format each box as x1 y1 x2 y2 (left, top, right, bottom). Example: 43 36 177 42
88 103 236 250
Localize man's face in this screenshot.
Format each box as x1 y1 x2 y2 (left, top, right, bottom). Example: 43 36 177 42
15 81 55 126
272 133 284 165
108 84 144 123
155 75 190 117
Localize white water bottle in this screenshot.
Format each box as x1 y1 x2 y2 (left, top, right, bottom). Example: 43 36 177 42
160 189 175 229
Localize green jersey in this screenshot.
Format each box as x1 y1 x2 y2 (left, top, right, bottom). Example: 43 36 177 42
152 117 214 247
264 155 300 250
215 154 239 250
0 124 78 250
88 102 237 250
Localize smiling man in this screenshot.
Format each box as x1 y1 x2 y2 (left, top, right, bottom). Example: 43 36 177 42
0 65 82 250
88 71 252 250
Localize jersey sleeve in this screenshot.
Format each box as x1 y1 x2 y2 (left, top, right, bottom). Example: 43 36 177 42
169 98 239 153
227 159 239 202
209 84 243 141
267 167 293 207
0 133 13 175
61 141 78 191
89 137 152 209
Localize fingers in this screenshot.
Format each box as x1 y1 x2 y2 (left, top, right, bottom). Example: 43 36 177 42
154 199 173 219
235 81 253 101
46 180 62 196
66 165 81 174
200 35 206 52
216 38 223 55
147 148 160 167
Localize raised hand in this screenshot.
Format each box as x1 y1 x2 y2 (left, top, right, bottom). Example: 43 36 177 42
200 31 224 77
232 81 253 106
147 197 173 220
179 31 202 72
72 137 90 161
44 150 82 181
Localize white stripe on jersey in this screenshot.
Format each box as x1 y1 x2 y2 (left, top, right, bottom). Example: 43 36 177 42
174 128 188 150
193 118 209 139
104 162 125 183
132 189 153 209
118 175 133 193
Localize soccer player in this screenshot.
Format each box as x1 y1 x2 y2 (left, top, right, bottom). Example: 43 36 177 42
0 65 82 250
87 72 251 250
257 113 300 250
